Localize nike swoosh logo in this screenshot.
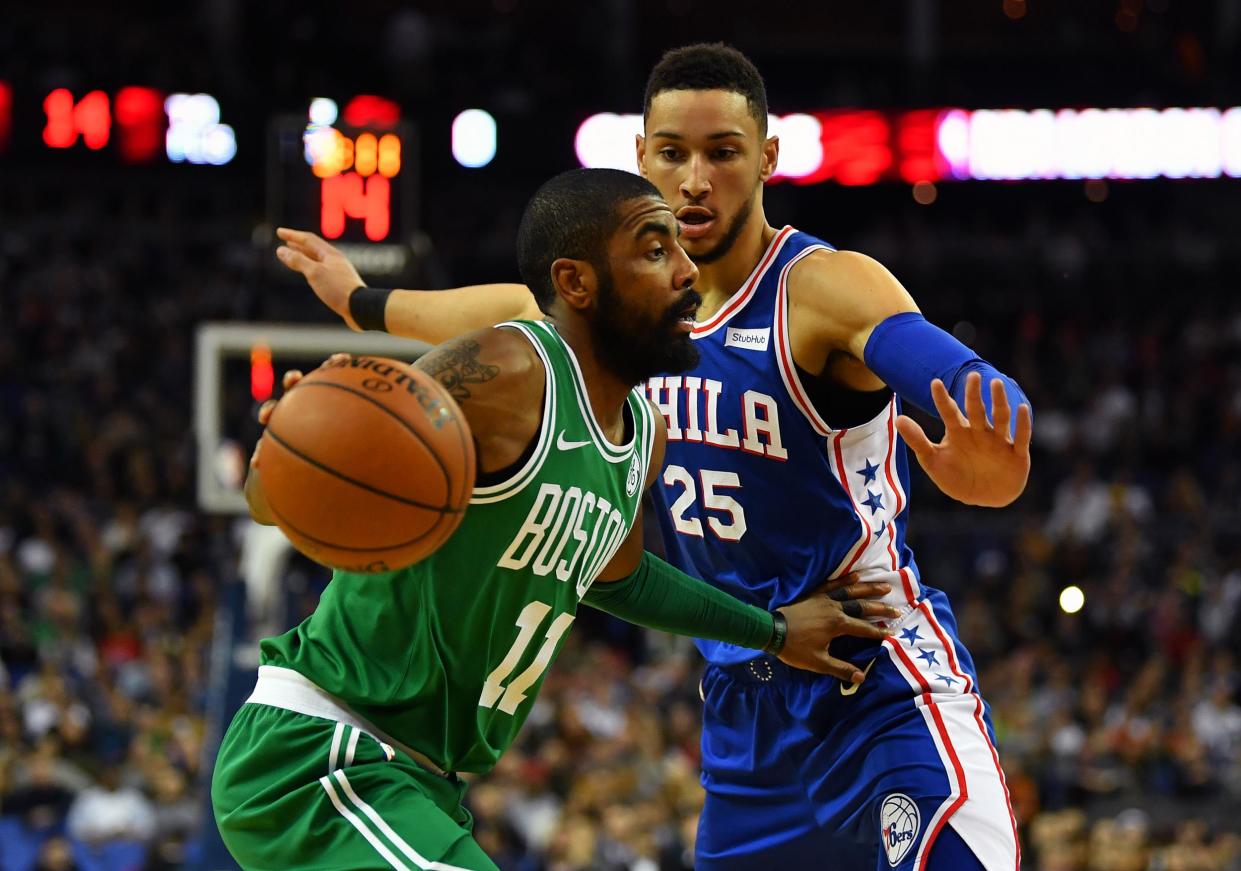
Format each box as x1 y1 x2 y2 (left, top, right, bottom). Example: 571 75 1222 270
840 657 876 696
556 431 593 451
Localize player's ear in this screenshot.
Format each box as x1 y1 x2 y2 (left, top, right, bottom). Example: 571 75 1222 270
760 134 779 183
550 258 595 312
636 133 649 178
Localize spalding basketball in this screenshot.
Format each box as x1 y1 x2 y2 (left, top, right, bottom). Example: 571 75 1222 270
257 355 475 573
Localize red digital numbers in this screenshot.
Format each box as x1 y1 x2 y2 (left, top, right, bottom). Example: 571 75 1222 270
311 109 402 241
0 81 10 153
114 87 164 164
43 88 111 150
321 174 391 241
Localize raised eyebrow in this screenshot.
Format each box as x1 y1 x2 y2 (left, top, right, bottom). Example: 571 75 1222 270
635 219 676 240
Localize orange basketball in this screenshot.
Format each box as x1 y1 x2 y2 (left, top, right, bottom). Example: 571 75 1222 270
257 355 475 573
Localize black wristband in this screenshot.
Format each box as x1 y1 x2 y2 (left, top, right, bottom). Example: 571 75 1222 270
762 610 788 656
348 287 393 332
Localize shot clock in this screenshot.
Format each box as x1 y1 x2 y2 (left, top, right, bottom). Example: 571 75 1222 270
266 98 419 282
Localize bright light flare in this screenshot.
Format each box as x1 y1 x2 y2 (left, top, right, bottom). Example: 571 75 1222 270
452 109 497 168
1059 585 1085 614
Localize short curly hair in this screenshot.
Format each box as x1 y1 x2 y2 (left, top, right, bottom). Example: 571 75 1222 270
643 43 768 136
516 168 663 313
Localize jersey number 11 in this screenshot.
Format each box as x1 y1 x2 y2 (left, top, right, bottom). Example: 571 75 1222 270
479 600 575 716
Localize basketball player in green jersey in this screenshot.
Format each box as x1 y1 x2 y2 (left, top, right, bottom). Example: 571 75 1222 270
213 169 898 871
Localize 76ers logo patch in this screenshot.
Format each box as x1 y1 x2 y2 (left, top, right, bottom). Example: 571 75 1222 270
626 454 641 497
881 793 920 866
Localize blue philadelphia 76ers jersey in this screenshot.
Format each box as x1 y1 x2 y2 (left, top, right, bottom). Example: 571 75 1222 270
647 227 925 666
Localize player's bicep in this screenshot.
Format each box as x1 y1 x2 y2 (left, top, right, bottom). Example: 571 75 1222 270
387 283 542 345
415 327 544 475
791 250 920 359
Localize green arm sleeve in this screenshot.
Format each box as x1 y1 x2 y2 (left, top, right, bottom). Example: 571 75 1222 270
582 551 775 650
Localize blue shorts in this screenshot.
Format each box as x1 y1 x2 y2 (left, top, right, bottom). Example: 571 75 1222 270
696 587 1020 870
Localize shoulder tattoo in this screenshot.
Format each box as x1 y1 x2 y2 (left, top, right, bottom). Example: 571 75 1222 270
417 338 500 402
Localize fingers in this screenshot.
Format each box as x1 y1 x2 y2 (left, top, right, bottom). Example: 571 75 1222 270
839 599 901 621
276 228 335 259
990 378 1012 441
257 400 277 426
831 581 893 602
852 600 902 620
930 377 968 429
257 369 305 426
836 614 895 642
895 415 934 460
1014 404 1033 457
821 572 861 595
250 442 262 469
962 372 989 430
275 245 317 275
321 352 350 369
799 655 858 689
819 574 891 603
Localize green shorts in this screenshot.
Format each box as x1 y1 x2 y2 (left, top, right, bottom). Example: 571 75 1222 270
211 701 498 871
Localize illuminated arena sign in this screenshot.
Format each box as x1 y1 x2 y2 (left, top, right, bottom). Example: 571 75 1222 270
575 108 1241 183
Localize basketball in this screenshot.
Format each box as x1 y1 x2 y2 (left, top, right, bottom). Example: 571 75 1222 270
257 355 475 573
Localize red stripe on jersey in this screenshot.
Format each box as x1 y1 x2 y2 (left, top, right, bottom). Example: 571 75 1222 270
773 249 833 436
831 430 872 575
883 399 907 516
886 637 969 800
971 692 1022 869
918 602 970 691
886 635 972 871
919 793 969 871
919 602 1021 868
692 226 794 337
878 400 916 606
899 567 918 608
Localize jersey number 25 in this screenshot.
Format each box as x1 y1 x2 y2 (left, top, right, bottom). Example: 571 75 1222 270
662 465 747 542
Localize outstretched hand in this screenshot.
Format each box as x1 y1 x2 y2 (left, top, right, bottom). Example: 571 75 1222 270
895 372 1032 508
275 228 367 331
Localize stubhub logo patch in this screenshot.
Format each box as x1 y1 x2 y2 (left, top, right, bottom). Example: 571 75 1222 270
724 327 770 352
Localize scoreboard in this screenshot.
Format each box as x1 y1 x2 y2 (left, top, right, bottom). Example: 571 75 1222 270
264 96 419 281
267 106 418 281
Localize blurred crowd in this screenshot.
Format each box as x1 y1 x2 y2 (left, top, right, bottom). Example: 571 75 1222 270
2 175 1240 870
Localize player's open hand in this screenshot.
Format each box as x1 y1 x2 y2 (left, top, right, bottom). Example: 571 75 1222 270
275 228 367 331
895 372 1032 508
776 574 898 683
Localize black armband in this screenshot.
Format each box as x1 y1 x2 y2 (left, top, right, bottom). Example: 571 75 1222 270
348 287 393 332
763 610 788 656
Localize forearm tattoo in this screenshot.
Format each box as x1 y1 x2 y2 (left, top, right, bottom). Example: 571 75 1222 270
418 339 499 402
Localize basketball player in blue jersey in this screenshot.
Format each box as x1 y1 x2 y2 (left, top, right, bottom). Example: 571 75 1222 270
278 44 1031 871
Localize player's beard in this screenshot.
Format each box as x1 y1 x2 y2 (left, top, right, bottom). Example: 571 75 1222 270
591 267 701 385
687 183 757 265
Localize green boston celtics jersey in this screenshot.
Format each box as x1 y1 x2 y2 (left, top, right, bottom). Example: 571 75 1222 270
259 320 656 774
